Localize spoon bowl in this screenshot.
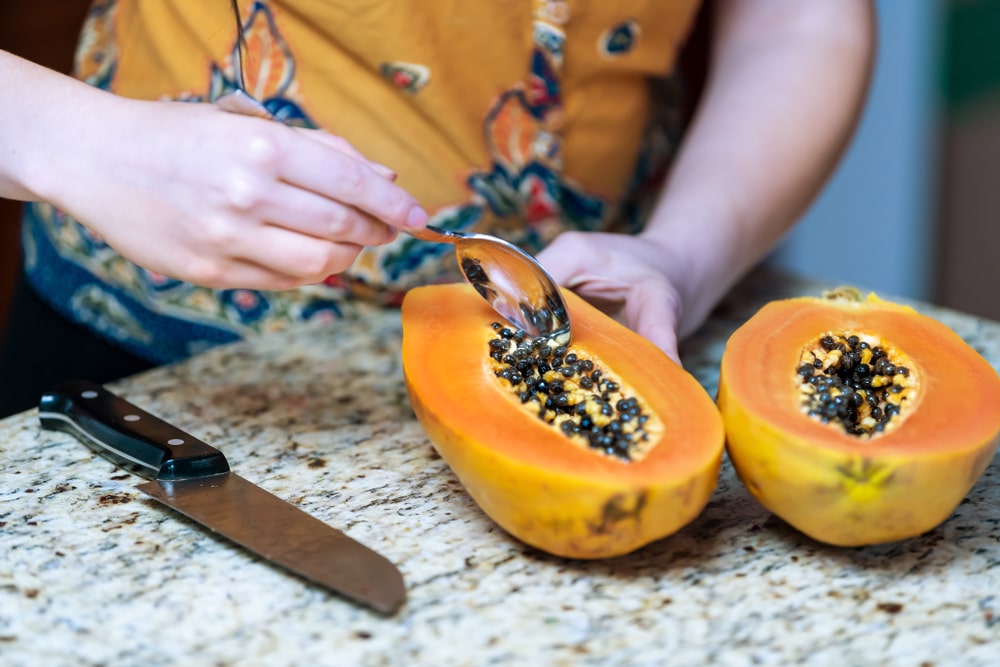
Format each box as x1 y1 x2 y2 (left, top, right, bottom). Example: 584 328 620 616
406 225 571 344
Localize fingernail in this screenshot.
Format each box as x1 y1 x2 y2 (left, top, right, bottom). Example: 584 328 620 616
406 206 429 229
372 162 397 180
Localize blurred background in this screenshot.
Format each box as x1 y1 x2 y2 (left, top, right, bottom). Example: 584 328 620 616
770 0 1000 319
2 0 999 336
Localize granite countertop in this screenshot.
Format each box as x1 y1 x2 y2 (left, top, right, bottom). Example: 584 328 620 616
2 267 998 666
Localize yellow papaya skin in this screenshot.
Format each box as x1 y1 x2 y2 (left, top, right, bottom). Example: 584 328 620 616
718 292 1000 547
402 283 725 559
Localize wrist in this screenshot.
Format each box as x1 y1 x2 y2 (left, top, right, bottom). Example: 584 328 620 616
1 54 121 208
638 207 750 337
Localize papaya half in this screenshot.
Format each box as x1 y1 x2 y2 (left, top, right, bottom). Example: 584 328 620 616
718 288 1000 546
401 282 724 559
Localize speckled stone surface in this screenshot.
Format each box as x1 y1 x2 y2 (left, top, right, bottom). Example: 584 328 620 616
2 267 999 666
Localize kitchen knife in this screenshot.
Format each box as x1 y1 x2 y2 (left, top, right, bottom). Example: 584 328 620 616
38 379 406 615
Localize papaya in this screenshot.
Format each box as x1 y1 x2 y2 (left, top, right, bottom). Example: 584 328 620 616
718 288 1000 546
401 282 725 559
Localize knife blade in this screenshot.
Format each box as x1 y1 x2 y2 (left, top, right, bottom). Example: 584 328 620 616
38 380 405 615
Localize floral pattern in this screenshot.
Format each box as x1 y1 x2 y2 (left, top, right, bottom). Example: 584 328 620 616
600 19 641 57
379 62 431 94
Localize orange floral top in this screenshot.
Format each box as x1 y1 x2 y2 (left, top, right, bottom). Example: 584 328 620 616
23 0 701 362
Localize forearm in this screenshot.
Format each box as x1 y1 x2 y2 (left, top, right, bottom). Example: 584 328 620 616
644 0 876 334
0 49 112 204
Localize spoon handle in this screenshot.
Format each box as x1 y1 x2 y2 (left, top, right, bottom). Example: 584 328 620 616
403 225 460 244
215 90 274 119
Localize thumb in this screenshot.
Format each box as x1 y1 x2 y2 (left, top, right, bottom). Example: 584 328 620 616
535 232 593 287
625 280 683 365
537 233 633 303
298 128 397 180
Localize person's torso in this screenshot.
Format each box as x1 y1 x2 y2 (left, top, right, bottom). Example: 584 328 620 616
25 0 700 362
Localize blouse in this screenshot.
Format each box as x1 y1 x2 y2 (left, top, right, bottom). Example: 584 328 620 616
22 0 700 362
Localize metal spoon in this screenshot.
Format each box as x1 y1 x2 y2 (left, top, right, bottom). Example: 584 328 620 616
215 90 572 344
406 224 571 344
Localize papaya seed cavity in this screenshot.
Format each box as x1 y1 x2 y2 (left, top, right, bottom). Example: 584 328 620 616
796 332 918 437
487 323 659 461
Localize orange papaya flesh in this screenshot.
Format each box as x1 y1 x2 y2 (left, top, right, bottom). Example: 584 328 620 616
718 290 1000 546
401 282 724 559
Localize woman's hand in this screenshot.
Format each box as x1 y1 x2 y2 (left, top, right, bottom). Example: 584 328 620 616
43 97 428 290
537 231 688 363
2 51 427 290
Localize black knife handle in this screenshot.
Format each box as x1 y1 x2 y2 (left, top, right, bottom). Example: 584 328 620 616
39 380 230 481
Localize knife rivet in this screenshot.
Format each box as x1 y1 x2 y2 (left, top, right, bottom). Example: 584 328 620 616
81 390 98 399
124 414 140 422
167 438 185 446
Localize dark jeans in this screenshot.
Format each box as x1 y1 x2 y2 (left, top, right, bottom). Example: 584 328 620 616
0 275 156 418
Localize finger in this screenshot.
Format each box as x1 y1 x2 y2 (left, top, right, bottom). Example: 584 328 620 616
194 215 364 284
296 129 398 180
262 129 425 229
232 225 364 282
252 181 398 246
295 129 368 159
176 255 306 291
